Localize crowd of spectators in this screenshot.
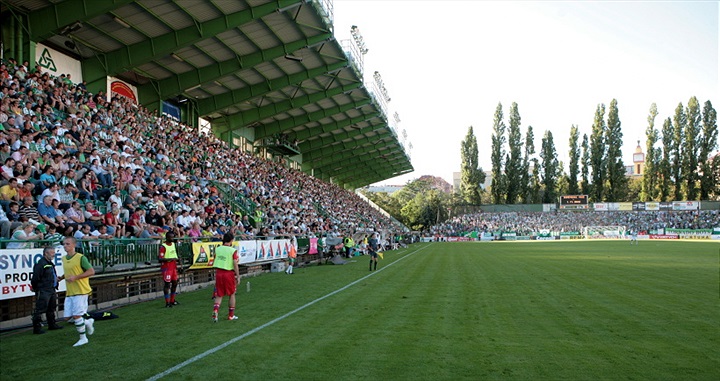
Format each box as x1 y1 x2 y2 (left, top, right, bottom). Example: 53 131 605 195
429 210 720 237
0 58 396 247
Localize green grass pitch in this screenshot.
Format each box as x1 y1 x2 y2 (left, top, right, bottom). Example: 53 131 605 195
1 241 718 380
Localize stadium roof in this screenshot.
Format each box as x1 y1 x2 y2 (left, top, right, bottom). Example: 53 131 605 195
1 0 413 188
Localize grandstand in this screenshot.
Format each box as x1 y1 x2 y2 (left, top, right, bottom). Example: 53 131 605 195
0 0 414 328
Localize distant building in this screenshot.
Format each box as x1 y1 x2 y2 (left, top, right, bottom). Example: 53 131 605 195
453 171 492 193
625 141 645 177
365 185 404 194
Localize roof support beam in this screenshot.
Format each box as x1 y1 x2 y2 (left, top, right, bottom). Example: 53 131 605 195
85 0 303 86
294 114 379 143
300 125 389 153
213 82 362 133
320 150 406 173
301 130 391 160
139 32 335 109
330 158 409 184
196 60 346 117
28 0 134 41
304 140 396 169
250 98 372 140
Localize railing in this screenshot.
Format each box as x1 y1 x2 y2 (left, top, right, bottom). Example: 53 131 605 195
0 235 321 275
0 237 198 274
212 180 256 216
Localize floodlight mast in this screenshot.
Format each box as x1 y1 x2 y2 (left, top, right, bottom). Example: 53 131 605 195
351 25 369 55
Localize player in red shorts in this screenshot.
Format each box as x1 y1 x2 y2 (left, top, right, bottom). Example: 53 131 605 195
212 232 240 322
158 231 180 307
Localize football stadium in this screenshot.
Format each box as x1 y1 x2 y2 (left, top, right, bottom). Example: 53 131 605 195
0 1 718 380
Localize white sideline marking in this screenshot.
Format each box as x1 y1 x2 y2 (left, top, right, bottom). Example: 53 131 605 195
147 243 432 380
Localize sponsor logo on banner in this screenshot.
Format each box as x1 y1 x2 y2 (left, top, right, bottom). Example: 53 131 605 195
255 240 290 260
0 247 66 300
238 241 256 265
659 202 673 211
594 203 607 211
309 238 318 254
632 202 646 211
645 202 659 211
35 43 83 81
649 234 679 240
107 76 138 104
672 201 699 211
190 242 221 270
618 202 633 211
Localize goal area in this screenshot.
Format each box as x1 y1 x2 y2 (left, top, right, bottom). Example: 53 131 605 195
582 226 627 239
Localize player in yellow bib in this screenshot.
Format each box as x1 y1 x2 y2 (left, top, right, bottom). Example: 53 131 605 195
158 232 180 307
212 233 240 322
58 237 95 347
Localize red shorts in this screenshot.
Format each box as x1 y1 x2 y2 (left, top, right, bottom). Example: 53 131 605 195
161 263 178 282
215 269 237 297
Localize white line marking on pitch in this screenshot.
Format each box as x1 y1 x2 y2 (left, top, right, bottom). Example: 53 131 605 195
147 243 432 380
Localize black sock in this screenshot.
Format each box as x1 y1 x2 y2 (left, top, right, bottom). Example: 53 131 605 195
369 259 373 270
374 261 377 270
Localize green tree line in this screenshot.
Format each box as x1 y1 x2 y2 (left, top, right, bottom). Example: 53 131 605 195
361 97 717 230
467 97 718 204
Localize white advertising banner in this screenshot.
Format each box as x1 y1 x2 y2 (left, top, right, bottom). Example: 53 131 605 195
255 239 290 261
35 43 83 82
237 240 257 265
672 201 699 211
0 247 66 300
593 203 608 211
645 202 660 211
107 76 139 104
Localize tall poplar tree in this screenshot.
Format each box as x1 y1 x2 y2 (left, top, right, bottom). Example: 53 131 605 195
580 133 590 195
699 100 718 200
682 96 701 200
540 130 559 203
504 102 523 204
531 158 541 203
659 117 674 202
521 125 535 204
589 104 607 201
568 124 580 195
605 99 627 201
671 102 686 200
490 103 506 204
641 103 659 201
460 126 485 204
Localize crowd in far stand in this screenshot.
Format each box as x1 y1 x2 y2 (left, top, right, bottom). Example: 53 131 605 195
0 57 396 247
429 210 720 237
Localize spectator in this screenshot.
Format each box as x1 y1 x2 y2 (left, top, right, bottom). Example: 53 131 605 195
7 222 43 249
83 202 104 228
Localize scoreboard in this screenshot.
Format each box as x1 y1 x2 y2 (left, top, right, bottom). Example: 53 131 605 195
559 195 589 210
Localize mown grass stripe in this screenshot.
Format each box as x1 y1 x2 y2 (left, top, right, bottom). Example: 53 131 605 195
147 244 431 381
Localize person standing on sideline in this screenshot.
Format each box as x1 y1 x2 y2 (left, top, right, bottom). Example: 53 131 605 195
285 235 297 275
158 231 180 307
30 246 63 334
630 229 638 245
368 232 379 271
212 232 240 322
58 237 95 347
343 233 354 258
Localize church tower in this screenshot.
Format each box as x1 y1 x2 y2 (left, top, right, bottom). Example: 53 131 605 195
632 140 645 176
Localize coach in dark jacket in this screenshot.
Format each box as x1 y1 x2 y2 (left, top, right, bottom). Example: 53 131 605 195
30 247 63 334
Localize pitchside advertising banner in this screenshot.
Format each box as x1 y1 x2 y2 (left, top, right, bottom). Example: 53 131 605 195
596 201 697 211
189 239 291 270
35 43 83 82
0 247 67 300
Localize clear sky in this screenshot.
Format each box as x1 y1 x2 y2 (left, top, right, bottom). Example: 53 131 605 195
331 1 719 186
